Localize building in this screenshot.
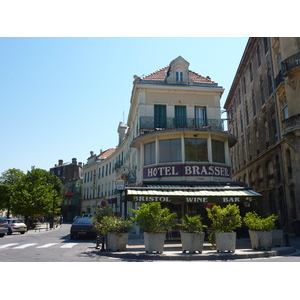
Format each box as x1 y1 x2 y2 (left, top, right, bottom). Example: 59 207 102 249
82 56 261 237
50 158 83 221
224 38 300 232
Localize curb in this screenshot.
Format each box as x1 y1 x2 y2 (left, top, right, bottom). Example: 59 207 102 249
92 246 296 261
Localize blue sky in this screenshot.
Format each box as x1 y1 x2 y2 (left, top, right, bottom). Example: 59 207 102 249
0 37 249 174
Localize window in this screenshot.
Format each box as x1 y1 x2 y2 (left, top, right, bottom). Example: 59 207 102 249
159 139 182 163
282 101 289 119
154 105 166 128
212 140 225 163
144 142 156 165
176 71 183 82
263 37 269 54
267 69 273 95
174 106 186 127
243 76 246 94
260 79 265 105
286 149 292 178
195 107 207 127
249 63 253 82
252 91 256 116
257 45 261 66
185 138 208 162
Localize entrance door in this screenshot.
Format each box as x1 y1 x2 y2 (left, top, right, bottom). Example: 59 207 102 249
154 105 166 128
195 107 207 127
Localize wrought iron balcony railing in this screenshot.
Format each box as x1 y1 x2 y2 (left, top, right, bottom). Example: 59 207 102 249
139 116 224 131
282 52 300 75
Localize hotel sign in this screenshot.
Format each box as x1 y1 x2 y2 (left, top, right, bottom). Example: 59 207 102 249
143 164 231 179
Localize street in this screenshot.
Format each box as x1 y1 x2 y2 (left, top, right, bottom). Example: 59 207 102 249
0 223 121 262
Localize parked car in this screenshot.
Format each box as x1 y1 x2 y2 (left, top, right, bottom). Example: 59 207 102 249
6 218 27 235
0 217 8 237
70 217 96 239
82 213 93 218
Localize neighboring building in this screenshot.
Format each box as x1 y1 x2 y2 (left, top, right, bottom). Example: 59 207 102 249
50 158 83 221
82 56 261 238
224 37 300 232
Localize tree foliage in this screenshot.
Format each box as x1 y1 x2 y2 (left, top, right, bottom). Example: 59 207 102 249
9 167 63 220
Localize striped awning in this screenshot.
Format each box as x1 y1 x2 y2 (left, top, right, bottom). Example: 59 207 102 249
125 185 261 204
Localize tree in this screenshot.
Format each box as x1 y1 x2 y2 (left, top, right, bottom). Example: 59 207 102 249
11 167 63 227
0 168 25 217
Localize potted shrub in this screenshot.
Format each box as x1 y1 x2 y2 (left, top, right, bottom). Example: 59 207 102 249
244 212 278 250
178 214 207 254
206 204 242 253
93 216 133 251
130 202 177 254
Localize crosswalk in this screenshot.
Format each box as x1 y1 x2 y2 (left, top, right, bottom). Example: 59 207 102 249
0 242 79 250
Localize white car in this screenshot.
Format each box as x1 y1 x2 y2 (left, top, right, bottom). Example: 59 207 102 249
6 219 27 235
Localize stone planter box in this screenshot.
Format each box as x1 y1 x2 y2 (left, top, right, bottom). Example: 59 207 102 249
272 229 283 247
106 232 129 251
215 232 236 253
144 232 166 254
180 231 205 254
249 230 272 250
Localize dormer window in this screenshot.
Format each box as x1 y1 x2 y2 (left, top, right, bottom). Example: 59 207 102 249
176 70 183 82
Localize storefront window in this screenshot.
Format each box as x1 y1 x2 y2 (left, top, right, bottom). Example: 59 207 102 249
144 142 156 165
212 140 225 163
185 138 208 162
159 139 182 163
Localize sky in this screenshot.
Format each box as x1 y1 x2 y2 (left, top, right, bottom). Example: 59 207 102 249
0 37 249 175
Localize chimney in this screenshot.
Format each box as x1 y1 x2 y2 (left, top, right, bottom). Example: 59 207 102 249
117 122 127 147
72 158 77 165
78 162 82 168
58 159 63 166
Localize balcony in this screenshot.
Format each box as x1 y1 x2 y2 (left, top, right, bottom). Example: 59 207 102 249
282 52 300 76
139 116 224 131
282 113 300 135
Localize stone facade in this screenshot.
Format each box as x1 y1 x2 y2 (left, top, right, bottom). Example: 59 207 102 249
224 37 300 231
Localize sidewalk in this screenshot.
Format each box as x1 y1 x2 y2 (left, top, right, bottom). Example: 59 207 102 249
27 222 60 233
95 233 300 261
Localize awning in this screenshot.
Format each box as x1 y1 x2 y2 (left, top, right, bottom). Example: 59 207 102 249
125 184 261 204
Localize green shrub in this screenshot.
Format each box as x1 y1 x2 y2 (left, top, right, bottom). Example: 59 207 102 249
93 216 133 236
178 214 207 233
130 202 177 233
244 212 278 231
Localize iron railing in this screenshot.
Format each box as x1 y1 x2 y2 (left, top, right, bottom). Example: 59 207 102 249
139 116 224 131
282 113 300 134
282 52 300 75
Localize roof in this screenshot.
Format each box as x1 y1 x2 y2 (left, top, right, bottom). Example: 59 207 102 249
98 148 116 160
140 66 217 85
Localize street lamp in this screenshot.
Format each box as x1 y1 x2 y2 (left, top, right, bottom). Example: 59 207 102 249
116 179 126 218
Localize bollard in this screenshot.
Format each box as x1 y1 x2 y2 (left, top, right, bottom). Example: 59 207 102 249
285 233 290 246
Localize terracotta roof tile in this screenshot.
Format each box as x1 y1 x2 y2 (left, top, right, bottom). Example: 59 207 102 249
140 66 217 85
98 148 116 160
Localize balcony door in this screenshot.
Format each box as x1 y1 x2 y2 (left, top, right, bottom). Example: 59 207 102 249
175 105 186 127
154 105 166 128
195 107 207 127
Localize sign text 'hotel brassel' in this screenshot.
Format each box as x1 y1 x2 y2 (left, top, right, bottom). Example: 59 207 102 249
143 164 231 179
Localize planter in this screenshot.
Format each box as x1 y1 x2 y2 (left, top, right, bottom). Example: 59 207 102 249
249 230 272 250
215 232 236 253
180 231 205 254
106 232 129 251
272 229 283 247
143 232 166 254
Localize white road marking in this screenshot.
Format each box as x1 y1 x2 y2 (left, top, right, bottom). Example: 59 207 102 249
60 243 78 248
36 243 58 248
0 243 19 249
13 243 37 249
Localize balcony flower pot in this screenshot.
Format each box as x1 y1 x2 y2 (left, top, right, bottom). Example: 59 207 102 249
130 202 177 254
106 232 129 251
206 204 242 253
178 214 207 254
244 212 278 251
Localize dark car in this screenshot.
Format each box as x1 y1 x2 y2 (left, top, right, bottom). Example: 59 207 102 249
0 217 8 237
70 217 96 239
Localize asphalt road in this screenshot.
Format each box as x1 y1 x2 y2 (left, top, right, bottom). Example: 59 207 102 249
0 223 120 262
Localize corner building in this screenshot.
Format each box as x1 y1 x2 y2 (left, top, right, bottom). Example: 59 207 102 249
82 56 261 237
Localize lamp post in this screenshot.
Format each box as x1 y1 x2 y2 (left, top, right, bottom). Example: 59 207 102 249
116 179 126 218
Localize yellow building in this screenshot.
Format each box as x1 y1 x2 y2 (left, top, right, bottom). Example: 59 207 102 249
82 56 261 237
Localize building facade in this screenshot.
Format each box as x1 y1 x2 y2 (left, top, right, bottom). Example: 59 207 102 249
82 56 261 237
224 37 300 231
50 158 83 221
